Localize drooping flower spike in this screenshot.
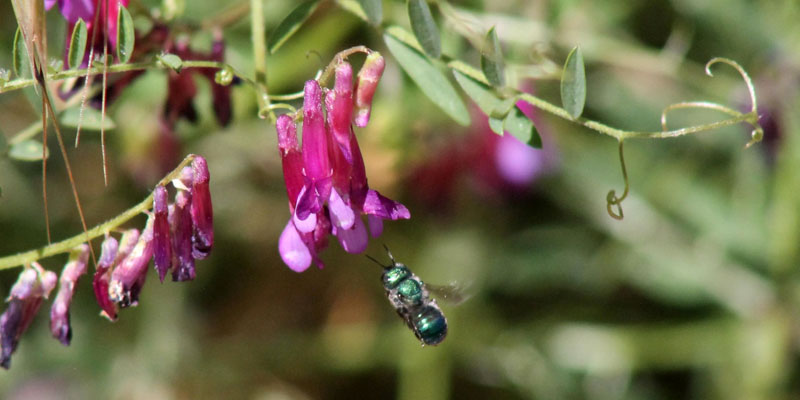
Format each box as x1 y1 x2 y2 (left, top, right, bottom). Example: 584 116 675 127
275 52 408 272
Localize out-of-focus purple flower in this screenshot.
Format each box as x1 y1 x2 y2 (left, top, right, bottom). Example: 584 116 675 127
93 234 122 321
190 156 213 260
153 185 172 282
275 57 409 272
171 189 196 282
0 263 57 369
50 244 90 346
354 52 385 128
109 216 154 308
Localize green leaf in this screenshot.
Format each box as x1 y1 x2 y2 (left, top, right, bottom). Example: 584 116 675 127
407 0 441 58
358 0 382 25
13 27 28 78
488 117 503 135
560 46 586 119
60 107 116 131
480 27 505 87
9 140 48 161
116 6 135 63
68 19 88 69
384 32 469 126
504 106 541 148
157 53 183 73
452 70 501 116
267 1 321 54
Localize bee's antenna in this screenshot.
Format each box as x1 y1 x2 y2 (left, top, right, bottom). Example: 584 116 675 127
365 254 388 268
382 244 396 264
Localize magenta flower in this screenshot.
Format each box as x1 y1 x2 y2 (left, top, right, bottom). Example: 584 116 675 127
171 189 196 282
190 156 213 259
109 216 154 308
50 244 90 346
275 57 409 272
153 185 172 281
0 263 57 369
93 233 123 321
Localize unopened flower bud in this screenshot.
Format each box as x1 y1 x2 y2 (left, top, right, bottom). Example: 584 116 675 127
153 185 173 281
109 217 155 308
172 190 196 281
93 235 120 321
191 156 213 259
50 244 90 346
328 62 355 162
354 52 385 127
277 115 304 211
1 263 57 369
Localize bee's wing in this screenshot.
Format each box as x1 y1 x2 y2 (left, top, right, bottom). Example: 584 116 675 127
425 282 471 306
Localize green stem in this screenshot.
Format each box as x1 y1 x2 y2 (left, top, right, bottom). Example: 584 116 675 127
250 0 273 120
0 155 196 271
515 92 758 141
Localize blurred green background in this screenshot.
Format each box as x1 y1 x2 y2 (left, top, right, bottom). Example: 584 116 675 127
1 0 799 399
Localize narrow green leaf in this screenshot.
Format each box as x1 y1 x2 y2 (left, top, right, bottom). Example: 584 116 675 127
116 6 135 63
68 19 88 69
407 0 441 58
448 60 489 85
560 46 586 119
504 106 541 148
9 139 48 161
480 27 505 87
60 107 116 131
267 1 321 54
452 70 501 115
12 27 28 78
157 53 183 73
358 0 382 25
384 32 469 126
488 117 503 135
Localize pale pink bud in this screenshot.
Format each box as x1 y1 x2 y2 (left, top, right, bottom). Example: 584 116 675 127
50 244 90 346
354 52 385 127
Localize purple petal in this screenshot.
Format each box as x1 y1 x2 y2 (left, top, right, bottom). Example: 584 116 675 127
44 0 58 10
50 245 90 346
362 190 411 220
171 190 196 282
279 220 313 272
191 156 213 259
93 236 119 321
367 214 383 237
302 80 331 181
59 0 95 23
153 185 172 282
328 189 355 230
327 63 355 162
1 264 57 369
109 216 155 308
336 217 368 254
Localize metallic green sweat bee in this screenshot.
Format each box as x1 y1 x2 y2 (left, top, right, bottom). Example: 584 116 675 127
368 247 448 346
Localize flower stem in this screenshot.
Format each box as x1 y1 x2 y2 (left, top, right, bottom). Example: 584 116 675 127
0 155 197 271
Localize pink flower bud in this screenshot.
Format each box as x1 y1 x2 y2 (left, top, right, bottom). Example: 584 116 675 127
354 52 385 127
93 235 120 321
50 244 90 346
191 156 213 260
1 263 57 369
302 80 331 181
277 115 304 212
153 185 173 281
171 190 196 281
109 217 155 308
327 63 355 162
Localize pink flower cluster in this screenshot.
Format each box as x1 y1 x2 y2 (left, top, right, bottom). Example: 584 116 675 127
276 53 410 272
0 156 212 369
